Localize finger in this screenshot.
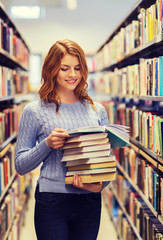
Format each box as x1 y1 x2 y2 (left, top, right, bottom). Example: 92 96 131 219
54 128 68 132
73 173 78 186
52 132 70 138
78 175 83 188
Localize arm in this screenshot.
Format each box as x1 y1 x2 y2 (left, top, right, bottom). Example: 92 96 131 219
15 104 69 175
15 104 52 175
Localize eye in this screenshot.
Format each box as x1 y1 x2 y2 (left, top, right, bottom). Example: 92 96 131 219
61 68 68 71
75 67 80 71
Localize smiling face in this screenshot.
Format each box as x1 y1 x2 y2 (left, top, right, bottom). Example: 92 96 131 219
56 54 82 95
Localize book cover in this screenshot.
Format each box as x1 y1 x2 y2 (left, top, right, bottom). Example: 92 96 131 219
66 124 130 148
61 149 111 162
62 137 109 149
66 167 116 176
65 132 108 144
68 161 116 171
65 172 116 184
63 143 111 156
65 155 116 167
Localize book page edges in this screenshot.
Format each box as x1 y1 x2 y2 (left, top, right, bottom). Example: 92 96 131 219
65 172 116 184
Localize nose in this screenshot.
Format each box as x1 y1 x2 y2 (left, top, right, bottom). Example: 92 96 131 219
68 68 76 78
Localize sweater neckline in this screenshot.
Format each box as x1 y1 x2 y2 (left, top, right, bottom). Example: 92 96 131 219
60 100 80 106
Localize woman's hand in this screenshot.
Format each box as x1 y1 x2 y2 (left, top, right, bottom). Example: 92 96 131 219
46 128 70 149
72 174 103 193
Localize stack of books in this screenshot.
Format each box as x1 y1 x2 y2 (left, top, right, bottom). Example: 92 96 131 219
61 124 130 184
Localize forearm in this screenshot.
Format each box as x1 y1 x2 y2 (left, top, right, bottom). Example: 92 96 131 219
15 139 52 175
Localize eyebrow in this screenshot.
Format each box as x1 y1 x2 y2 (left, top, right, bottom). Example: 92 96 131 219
60 64 80 67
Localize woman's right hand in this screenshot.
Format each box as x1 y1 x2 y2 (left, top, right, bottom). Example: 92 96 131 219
46 128 70 149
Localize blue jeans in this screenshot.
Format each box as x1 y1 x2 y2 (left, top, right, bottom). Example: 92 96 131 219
34 185 101 240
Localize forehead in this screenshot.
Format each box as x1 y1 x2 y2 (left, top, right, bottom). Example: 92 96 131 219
61 54 79 65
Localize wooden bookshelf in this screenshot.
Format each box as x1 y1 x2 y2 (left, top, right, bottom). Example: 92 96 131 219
0 3 31 239
0 132 17 152
116 162 163 225
95 0 163 238
109 184 143 240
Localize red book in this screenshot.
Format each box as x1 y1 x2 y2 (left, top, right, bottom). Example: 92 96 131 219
3 157 8 187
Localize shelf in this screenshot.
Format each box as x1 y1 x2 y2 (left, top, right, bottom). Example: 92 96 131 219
0 143 11 158
0 96 14 103
0 5 29 51
109 183 143 240
109 94 163 102
0 48 29 71
0 172 16 203
130 138 163 169
102 190 123 240
101 33 163 71
0 132 17 152
117 162 163 225
3 192 27 240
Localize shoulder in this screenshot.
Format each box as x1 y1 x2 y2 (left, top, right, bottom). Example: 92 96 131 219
93 101 106 112
22 100 42 115
23 100 41 110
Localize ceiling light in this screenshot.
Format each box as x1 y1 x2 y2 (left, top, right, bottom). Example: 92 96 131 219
10 6 41 19
66 0 77 11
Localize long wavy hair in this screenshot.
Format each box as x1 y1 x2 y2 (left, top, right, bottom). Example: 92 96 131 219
38 39 95 112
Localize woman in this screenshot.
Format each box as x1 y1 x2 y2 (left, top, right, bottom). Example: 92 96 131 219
15 39 110 240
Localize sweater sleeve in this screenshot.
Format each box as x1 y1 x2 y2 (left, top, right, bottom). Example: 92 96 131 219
98 104 109 126
97 103 111 189
15 104 52 175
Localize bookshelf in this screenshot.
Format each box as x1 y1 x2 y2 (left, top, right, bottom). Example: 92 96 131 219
0 2 32 239
95 0 163 239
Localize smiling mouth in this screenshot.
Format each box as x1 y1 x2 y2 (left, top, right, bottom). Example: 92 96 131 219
66 79 77 84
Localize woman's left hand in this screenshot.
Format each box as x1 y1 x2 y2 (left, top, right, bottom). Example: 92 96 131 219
72 174 103 193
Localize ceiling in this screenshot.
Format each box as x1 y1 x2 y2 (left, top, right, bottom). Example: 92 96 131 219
1 0 138 56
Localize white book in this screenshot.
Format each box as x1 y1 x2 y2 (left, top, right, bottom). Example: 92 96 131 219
61 149 111 162
63 143 111 156
65 155 116 167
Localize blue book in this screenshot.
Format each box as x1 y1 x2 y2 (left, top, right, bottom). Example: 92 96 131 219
152 170 157 211
155 58 158 96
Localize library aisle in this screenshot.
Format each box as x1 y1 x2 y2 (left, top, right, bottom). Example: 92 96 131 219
20 169 117 240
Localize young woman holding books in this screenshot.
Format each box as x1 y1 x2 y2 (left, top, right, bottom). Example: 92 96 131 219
15 39 110 240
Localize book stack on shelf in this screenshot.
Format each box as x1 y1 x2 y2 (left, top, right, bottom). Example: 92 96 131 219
61 124 130 184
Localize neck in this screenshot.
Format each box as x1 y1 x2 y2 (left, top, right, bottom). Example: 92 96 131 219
57 91 79 104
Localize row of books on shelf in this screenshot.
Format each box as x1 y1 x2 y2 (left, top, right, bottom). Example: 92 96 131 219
0 66 29 98
94 55 163 97
103 101 163 159
0 105 23 145
61 124 130 184
0 173 32 240
0 143 16 196
115 161 163 217
95 0 163 70
104 186 163 240
0 17 29 67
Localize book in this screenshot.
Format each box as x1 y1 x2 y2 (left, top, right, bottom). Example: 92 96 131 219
68 161 116 171
66 167 116 176
65 132 108 143
61 149 111 162
62 137 109 149
65 172 116 184
66 124 130 148
63 143 111 155
65 155 116 167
